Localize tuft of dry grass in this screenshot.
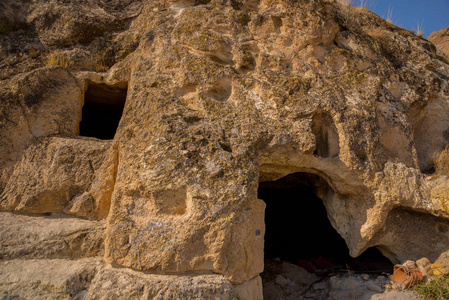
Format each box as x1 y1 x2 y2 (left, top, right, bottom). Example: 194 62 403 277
359 0 368 9
416 21 424 38
386 6 395 25
46 54 69 68
93 51 112 73
337 0 353 6
368 26 389 41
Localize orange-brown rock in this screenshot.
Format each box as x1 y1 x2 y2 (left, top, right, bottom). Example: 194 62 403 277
429 27 449 58
1 0 449 298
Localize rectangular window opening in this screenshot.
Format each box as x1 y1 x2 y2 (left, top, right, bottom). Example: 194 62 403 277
79 82 127 140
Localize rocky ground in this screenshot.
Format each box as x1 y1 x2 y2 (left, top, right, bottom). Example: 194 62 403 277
261 260 421 300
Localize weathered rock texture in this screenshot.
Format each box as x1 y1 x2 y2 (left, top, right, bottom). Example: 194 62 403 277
86 265 262 300
0 212 105 260
1 0 449 298
429 27 449 59
0 258 102 299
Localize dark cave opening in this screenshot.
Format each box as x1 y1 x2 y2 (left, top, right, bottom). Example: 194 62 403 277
258 172 393 275
79 83 127 140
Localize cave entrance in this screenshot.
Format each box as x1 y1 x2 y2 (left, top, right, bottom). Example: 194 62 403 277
258 172 393 275
79 82 127 140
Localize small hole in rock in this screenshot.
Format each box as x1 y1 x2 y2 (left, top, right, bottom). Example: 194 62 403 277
311 110 340 158
219 141 232 152
175 85 197 98
237 56 256 74
194 0 211 5
271 16 283 30
204 78 232 102
230 0 242 10
184 115 202 124
79 82 127 140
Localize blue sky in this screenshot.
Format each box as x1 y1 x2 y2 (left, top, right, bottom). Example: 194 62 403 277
353 0 449 37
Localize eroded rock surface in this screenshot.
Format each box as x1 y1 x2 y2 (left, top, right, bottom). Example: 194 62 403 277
429 27 449 58
1 0 449 298
0 66 83 191
1 137 114 217
0 212 105 260
85 265 262 300
0 258 102 300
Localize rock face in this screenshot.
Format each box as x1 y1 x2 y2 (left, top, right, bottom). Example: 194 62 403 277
429 27 449 58
1 0 449 298
0 258 103 299
0 212 105 260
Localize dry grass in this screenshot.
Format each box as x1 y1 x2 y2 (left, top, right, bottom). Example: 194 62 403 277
359 0 368 8
337 0 353 6
336 0 371 30
94 54 109 72
416 21 424 38
46 54 69 68
337 0 371 9
410 21 424 38
336 0 356 29
368 26 389 41
386 6 395 25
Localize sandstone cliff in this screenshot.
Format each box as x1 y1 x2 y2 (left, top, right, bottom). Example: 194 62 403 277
429 27 449 59
1 0 449 299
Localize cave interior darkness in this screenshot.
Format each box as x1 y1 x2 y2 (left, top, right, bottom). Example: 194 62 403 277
258 172 393 274
79 83 127 140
